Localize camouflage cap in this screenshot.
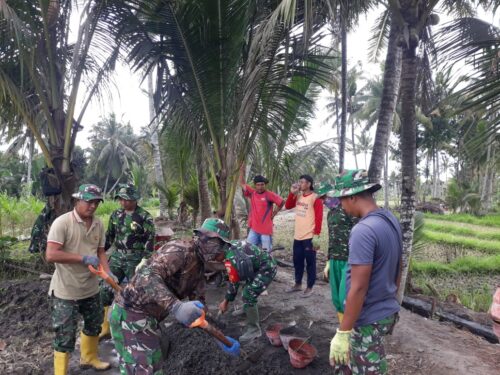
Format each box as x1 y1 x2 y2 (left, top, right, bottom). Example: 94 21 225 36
316 182 334 197
194 218 231 244
114 183 140 201
329 169 381 198
72 184 103 202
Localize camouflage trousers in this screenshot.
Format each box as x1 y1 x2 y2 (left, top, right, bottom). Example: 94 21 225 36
241 265 277 308
347 314 398 375
50 292 103 352
110 302 163 375
100 251 145 306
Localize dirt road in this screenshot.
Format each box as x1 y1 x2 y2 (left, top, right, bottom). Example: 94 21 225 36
0 269 498 374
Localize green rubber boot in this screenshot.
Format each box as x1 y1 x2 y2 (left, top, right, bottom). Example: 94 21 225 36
240 305 262 343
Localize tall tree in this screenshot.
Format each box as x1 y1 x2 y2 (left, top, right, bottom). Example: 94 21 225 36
117 0 332 224
368 12 402 183
339 12 347 172
148 72 168 217
87 115 139 194
0 0 122 215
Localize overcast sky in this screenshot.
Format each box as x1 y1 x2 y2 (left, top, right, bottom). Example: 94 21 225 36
74 5 498 173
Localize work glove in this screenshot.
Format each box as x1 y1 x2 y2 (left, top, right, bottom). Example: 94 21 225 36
82 255 100 268
171 301 204 327
135 257 148 273
216 336 241 357
323 261 330 282
329 329 352 366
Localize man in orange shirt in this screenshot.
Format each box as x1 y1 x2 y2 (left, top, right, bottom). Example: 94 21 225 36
284 175 323 297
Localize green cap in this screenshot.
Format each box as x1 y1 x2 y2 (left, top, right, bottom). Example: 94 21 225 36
194 218 231 243
115 183 140 201
72 184 103 202
315 182 333 197
329 169 381 198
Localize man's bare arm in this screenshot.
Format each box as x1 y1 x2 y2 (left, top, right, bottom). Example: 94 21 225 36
46 242 84 264
340 264 372 331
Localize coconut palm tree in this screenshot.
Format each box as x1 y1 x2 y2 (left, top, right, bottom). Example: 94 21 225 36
0 0 123 214
114 0 333 224
386 0 493 301
88 114 139 195
148 72 168 217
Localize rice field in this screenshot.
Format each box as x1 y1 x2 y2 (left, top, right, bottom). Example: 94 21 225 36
413 214 500 312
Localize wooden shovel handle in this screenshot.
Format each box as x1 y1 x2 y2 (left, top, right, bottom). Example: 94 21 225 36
88 264 122 292
190 310 233 347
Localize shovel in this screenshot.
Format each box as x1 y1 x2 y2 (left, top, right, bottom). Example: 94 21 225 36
189 310 233 347
190 310 249 359
88 264 122 292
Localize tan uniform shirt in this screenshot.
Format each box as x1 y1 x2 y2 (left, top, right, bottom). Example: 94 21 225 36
294 192 318 240
47 210 105 300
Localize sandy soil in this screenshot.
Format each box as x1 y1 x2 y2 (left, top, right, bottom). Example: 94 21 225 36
0 268 499 374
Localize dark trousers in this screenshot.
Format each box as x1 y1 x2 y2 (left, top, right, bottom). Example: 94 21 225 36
293 239 316 288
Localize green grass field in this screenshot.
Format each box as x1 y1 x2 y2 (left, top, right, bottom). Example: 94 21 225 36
412 213 500 312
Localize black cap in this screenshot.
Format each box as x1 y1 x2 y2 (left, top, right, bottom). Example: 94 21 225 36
253 175 269 184
299 174 314 190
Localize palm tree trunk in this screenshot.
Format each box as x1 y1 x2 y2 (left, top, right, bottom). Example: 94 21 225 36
397 48 418 303
435 151 440 198
335 92 340 141
384 147 389 209
108 171 123 194
26 131 34 187
368 18 402 182
432 150 437 197
351 121 358 169
480 138 493 213
196 151 212 221
103 170 110 196
148 73 168 217
339 16 347 172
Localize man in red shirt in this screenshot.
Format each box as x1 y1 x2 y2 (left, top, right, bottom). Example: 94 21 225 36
240 165 284 253
285 175 324 297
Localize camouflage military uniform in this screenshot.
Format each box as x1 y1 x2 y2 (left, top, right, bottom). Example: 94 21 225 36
110 240 206 374
349 314 398 374
51 293 103 352
327 205 356 313
100 205 155 306
29 203 56 253
224 240 277 308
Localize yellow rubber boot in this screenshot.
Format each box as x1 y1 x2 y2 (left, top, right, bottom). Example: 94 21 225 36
80 332 111 371
54 351 69 375
337 312 344 324
99 306 111 340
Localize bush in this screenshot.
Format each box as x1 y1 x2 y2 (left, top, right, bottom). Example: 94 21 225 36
95 200 120 216
0 193 44 237
142 197 160 208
